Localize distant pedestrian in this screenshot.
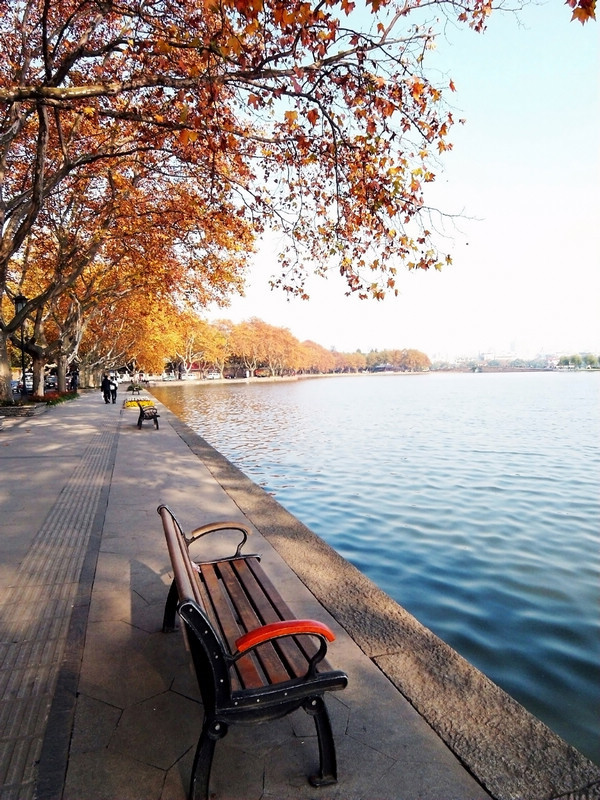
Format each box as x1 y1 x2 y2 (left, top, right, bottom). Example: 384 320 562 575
101 374 111 404
109 375 118 404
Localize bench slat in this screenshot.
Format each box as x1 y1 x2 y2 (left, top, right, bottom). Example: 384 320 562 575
219 561 293 686
244 558 334 672
231 559 315 680
199 563 265 690
190 571 242 693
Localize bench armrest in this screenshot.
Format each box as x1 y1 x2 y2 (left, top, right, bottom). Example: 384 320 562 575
234 620 335 677
235 620 335 652
158 505 254 560
188 520 254 558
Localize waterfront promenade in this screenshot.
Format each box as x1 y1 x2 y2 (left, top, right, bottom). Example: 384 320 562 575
0 391 598 800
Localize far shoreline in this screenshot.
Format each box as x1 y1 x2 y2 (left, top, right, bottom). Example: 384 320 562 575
148 365 595 389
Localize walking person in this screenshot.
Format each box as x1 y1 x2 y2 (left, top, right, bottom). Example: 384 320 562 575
109 375 118 404
70 367 79 391
101 374 111 404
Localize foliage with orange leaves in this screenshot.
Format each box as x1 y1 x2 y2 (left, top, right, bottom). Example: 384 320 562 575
78 293 184 378
6 162 250 391
566 0 596 23
0 0 502 400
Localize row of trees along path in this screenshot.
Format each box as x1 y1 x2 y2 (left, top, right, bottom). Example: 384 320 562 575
1 0 594 401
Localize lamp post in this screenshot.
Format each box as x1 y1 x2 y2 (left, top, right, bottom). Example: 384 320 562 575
14 294 27 397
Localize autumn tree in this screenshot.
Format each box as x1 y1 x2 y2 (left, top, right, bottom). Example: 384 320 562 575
230 318 268 375
366 349 389 369
206 320 235 377
363 347 429 370
340 351 368 372
261 324 303 376
5 157 250 392
0 0 506 401
329 349 368 372
166 312 213 376
77 291 187 383
398 348 431 371
300 340 337 374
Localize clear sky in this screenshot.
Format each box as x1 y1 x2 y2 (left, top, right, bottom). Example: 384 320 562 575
207 3 599 360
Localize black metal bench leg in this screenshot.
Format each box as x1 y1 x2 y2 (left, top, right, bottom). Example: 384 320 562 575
153 416 159 429
304 696 338 787
162 579 179 632
189 719 227 800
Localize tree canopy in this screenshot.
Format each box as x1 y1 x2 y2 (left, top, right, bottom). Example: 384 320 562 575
1 0 590 402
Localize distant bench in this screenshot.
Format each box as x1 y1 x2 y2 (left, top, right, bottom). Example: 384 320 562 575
157 504 348 800
136 401 159 429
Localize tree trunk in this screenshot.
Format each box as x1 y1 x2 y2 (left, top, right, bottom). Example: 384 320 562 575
32 354 46 397
57 354 69 393
0 334 14 403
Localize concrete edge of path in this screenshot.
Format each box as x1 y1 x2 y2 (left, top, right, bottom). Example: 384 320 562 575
158 402 600 800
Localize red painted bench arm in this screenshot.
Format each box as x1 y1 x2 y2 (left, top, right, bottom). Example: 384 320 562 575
235 620 335 653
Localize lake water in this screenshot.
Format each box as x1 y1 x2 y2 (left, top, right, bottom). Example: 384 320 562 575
152 371 600 764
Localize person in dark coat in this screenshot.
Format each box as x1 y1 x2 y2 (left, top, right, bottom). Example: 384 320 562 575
101 374 111 404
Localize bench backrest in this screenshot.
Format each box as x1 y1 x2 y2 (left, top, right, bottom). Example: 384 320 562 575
159 505 234 704
160 504 203 606
137 401 158 414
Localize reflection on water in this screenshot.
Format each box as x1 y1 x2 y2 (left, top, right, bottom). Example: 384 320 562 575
152 372 600 764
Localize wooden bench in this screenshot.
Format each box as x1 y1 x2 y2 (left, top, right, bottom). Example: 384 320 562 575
137 401 159 429
157 504 348 800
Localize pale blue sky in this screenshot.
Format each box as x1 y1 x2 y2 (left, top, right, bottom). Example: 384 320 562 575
208 3 599 359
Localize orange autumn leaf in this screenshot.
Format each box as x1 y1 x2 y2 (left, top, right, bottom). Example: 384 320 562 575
566 0 596 23
410 79 425 99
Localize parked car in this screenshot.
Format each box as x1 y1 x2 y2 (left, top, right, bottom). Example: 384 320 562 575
44 374 57 390
206 371 221 380
17 374 33 392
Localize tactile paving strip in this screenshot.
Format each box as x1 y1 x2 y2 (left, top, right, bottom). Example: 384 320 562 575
0 428 116 800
